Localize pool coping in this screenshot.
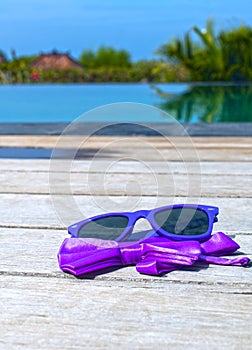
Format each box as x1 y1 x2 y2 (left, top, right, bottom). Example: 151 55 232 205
0 122 252 136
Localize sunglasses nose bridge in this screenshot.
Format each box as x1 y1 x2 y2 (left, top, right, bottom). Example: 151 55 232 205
132 210 153 228
134 209 150 218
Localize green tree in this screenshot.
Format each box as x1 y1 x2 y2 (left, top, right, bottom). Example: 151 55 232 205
79 49 96 68
80 46 131 68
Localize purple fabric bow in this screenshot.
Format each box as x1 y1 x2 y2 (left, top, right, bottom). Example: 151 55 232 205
58 232 250 277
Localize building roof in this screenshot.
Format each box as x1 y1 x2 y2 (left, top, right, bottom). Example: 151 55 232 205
30 52 83 70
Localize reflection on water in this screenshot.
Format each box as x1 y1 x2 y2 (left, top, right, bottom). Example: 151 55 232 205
152 84 252 122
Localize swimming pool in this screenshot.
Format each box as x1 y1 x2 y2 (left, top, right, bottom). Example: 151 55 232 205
0 83 252 123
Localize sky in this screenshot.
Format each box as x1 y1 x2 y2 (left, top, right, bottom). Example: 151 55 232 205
0 0 252 61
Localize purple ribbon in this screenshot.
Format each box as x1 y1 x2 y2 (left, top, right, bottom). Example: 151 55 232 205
58 232 250 277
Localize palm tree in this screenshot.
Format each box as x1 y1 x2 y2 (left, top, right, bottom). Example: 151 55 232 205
219 25 252 81
157 19 222 80
157 20 252 81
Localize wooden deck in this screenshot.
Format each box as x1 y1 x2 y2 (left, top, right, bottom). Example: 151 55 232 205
0 136 251 349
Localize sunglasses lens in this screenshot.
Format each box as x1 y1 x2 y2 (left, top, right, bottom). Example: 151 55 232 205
154 207 209 236
78 215 129 240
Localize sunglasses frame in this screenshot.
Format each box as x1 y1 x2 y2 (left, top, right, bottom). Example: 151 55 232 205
68 204 219 242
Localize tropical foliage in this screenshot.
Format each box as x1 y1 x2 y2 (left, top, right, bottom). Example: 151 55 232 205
0 55 38 83
157 20 252 81
0 48 180 83
1 21 252 83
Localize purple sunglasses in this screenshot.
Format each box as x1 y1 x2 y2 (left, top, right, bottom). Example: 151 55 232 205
68 204 219 242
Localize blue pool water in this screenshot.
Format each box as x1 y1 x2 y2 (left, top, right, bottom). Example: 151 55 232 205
0 83 188 123
0 83 252 123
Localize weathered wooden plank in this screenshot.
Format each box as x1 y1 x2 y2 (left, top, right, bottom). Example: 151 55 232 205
0 136 252 161
1 148 252 161
0 274 251 350
1 171 252 197
1 159 252 176
0 194 252 231
0 228 251 291
0 135 252 148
